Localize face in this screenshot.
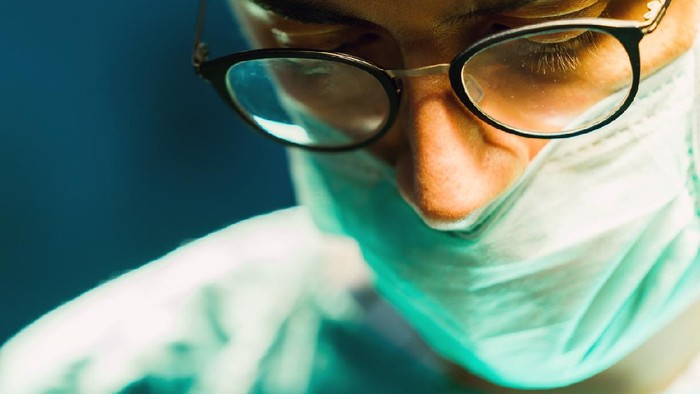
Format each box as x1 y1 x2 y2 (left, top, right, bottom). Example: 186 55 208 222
232 0 697 227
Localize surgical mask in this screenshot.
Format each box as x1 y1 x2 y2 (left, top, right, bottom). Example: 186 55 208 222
289 43 700 389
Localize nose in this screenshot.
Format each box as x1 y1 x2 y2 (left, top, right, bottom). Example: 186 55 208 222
390 72 547 227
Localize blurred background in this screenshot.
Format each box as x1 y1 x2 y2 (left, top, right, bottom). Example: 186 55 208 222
0 1 294 343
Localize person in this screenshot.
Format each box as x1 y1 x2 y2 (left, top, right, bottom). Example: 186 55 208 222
2 0 700 392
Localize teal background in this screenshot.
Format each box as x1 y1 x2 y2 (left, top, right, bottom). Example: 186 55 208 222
0 2 294 343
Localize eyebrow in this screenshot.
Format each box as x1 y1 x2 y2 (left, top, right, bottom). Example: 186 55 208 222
248 0 541 26
441 0 540 24
248 0 369 25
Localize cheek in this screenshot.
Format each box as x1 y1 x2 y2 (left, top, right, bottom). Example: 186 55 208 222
524 137 549 160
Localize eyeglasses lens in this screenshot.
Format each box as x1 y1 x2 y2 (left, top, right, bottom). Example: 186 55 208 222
226 57 392 149
461 28 634 136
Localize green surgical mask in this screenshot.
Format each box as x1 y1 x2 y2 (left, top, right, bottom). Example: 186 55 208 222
290 45 700 389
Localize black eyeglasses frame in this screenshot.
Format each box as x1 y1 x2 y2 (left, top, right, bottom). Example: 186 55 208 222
192 0 672 152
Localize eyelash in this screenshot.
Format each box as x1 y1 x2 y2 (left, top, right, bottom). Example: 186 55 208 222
522 31 600 74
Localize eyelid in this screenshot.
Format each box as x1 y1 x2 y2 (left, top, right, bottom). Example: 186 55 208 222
527 30 588 44
502 0 607 19
271 26 349 39
271 26 354 46
248 0 367 26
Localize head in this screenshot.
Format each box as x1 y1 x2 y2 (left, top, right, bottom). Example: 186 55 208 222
196 0 700 389
222 0 699 227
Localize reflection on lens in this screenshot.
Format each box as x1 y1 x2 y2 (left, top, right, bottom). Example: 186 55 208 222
461 29 633 136
226 57 391 149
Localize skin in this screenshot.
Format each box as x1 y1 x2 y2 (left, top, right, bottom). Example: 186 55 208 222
231 0 700 392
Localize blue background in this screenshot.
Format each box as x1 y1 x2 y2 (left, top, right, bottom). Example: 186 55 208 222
0 1 295 343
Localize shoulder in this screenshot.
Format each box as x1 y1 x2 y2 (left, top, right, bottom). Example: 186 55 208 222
0 207 343 394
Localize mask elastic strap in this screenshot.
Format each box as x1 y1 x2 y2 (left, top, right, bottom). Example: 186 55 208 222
691 31 700 213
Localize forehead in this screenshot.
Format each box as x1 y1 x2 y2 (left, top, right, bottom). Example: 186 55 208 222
243 0 597 23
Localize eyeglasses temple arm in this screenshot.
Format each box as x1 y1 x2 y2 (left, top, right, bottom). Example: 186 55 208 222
193 0 210 72
642 0 671 34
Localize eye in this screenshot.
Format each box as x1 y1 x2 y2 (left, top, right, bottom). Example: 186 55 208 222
332 33 382 54
490 23 511 34
519 30 601 74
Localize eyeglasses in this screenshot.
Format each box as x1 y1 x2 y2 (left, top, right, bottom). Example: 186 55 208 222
193 0 671 152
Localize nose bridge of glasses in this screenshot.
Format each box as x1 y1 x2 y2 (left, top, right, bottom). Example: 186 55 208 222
386 63 451 78
386 63 485 105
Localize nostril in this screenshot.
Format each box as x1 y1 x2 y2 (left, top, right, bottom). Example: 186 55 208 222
489 23 511 34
